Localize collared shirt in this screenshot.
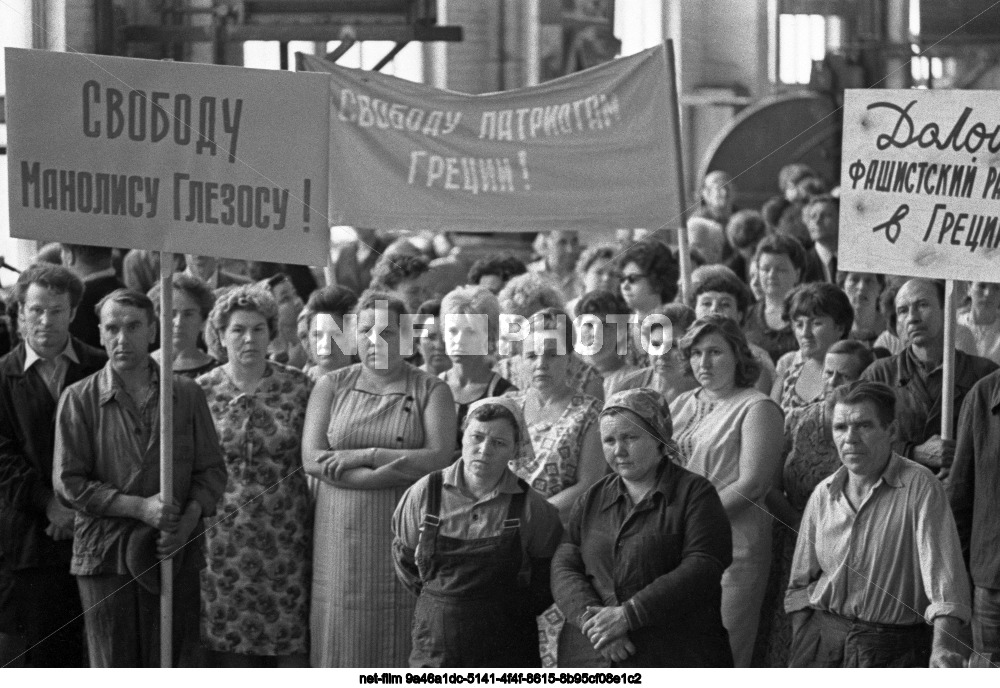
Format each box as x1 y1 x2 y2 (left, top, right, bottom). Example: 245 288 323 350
551 460 732 666
392 460 562 556
81 267 117 283
813 242 837 283
785 453 971 625
949 369 1000 589
862 347 997 461
52 360 226 576
24 338 79 400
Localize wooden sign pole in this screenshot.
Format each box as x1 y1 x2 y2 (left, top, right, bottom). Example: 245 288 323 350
159 253 175 668
941 279 957 477
663 41 691 304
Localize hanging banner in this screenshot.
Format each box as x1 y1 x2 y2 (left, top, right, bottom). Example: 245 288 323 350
5 48 330 266
300 43 682 232
840 88 1000 282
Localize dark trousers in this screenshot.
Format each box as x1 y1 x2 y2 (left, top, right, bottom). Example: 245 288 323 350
789 610 932 668
0 565 85 667
971 586 1000 668
76 555 202 668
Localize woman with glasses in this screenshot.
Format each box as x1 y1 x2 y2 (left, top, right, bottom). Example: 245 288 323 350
616 240 681 368
742 234 806 364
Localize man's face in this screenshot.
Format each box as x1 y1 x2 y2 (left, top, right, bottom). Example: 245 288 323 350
185 254 218 280
895 280 943 349
832 401 895 481
21 284 75 355
99 301 156 373
545 231 580 273
805 201 839 246
822 352 866 393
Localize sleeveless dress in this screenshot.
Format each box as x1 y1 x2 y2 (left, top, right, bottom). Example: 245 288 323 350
311 363 446 667
505 392 602 668
671 386 781 668
773 351 822 412
196 363 312 656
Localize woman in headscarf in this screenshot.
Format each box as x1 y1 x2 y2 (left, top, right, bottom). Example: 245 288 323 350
552 388 733 667
391 398 563 667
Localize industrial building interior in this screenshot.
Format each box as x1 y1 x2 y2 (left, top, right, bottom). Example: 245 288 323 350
2 0 1000 264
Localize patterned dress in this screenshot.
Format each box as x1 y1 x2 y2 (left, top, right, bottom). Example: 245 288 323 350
772 350 822 412
753 399 841 667
196 363 313 656
506 391 602 668
311 363 446 668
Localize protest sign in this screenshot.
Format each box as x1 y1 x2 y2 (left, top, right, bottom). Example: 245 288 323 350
840 89 1000 282
5 48 330 266
300 43 683 232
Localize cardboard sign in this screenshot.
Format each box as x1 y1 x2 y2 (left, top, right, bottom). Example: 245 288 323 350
301 43 682 232
5 49 330 266
840 89 1000 282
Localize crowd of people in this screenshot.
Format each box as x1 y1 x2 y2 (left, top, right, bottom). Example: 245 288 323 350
0 162 999 669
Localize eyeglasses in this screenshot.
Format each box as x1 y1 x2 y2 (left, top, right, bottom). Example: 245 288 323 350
619 273 648 286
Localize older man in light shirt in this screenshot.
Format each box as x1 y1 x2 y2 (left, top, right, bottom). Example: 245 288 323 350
785 381 971 668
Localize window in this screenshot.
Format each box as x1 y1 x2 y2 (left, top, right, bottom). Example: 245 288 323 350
777 13 842 85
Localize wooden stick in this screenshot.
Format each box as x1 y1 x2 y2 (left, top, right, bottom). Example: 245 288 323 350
941 279 956 454
662 41 691 304
159 252 174 667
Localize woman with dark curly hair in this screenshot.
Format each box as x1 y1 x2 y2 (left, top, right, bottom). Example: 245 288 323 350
670 315 784 667
196 285 314 667
771 282 854 412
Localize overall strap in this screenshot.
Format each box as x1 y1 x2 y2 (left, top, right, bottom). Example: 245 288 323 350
419 470 444 563
502 479 528 532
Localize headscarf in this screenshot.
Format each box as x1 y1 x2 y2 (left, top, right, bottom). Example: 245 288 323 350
600 388 684 464
465 396 535 467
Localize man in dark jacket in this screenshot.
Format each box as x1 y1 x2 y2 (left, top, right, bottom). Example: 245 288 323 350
0 264 106 666
60 243 125 349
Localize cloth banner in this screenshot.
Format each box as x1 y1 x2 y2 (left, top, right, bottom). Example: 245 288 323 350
300 43 682 232
5 48 330 266
840 88 1000 282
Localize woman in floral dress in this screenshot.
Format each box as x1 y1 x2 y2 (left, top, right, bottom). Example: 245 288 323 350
505 308 605 667
197 285 313 667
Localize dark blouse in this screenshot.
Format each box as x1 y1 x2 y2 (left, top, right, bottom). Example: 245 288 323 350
743 301 798 364
551 460 733 668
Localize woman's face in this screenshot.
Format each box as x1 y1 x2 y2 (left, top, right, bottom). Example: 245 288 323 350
842 272 881 314
222 309 270 369
272 279 304 332
792 313 842 360
357 307 403 373
971 281 1000 313
420 319 452 374
583 260 618 294
444 312 491 363
619 261 661 314
522 339 571 393
757 252 800 301
600 411 662 485
171 290 206 352
462 417 518 483
310 312 353 372
689 332 738 393
641 320 683 376
694 291 742 323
